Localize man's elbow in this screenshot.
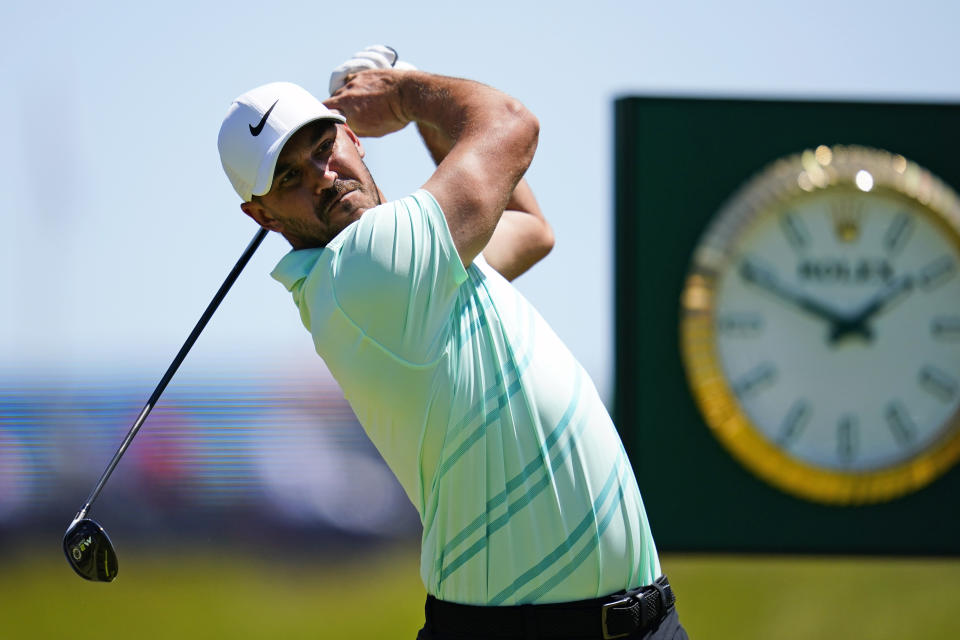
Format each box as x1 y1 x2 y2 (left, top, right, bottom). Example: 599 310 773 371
520 110 540 167
534 220 555 262
512 224 554 279
518 219 554 273
504 100 540 168
515 101 539 147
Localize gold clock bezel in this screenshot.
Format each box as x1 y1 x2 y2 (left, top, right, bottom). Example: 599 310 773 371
680 145 960 505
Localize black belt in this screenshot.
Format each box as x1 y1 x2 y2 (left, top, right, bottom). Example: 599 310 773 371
425 576 676 639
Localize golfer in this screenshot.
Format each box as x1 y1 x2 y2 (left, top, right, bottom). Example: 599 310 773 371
217 48 688 639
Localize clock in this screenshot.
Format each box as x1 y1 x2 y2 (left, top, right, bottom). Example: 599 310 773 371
680 145 960 505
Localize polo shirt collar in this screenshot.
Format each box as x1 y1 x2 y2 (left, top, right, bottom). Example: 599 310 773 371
270 248 326 291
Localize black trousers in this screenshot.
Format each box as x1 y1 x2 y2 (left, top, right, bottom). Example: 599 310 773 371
416 598 689 640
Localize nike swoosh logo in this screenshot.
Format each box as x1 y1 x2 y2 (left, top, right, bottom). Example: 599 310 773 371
249 99 279 136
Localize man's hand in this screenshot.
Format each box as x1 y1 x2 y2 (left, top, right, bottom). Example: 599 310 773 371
325 69 412 138
325 45 419 137
328 45 417 96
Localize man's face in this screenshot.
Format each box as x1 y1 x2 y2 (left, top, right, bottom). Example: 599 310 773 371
241 120 382 249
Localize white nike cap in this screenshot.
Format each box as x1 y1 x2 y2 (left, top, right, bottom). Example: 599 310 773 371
218 81 346 201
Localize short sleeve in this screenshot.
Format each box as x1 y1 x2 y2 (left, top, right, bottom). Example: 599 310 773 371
326 189 468 361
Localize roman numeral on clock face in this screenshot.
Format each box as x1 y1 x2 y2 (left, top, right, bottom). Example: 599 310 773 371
780 211 810 251
733 362 777 398
918 256 956 290
932 316 960 340
837 414 859 463
918 365 958 402
884 401 916 446
883 211 914 255
777 399 811 446
717 312 764 336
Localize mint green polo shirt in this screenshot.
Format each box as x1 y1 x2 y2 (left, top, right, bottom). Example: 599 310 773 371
271 189 660 605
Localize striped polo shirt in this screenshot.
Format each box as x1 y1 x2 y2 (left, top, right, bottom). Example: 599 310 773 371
271 189 660 605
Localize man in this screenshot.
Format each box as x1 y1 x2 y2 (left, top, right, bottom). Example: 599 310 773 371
217 48 688 639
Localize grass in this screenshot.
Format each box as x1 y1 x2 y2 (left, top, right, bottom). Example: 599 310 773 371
1 543 427 640
2 546 958 639
666 554 960 639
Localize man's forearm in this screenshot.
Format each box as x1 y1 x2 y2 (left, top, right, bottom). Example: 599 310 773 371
416 121 553 280
416 120 540 217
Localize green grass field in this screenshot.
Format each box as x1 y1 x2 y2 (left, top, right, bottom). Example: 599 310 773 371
2 545 958 639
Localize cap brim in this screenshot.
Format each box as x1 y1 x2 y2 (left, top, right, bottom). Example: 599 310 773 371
251 113 347 198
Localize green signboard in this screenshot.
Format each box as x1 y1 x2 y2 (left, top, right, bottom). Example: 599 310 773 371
614 96 960 553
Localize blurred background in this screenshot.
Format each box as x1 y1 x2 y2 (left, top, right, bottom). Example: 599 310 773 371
2 1 959 638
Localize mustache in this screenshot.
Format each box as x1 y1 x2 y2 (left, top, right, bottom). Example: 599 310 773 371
316 179 362 217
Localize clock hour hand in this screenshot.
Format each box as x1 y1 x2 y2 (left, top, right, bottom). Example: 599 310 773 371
837 274 914 342
739 257 849 327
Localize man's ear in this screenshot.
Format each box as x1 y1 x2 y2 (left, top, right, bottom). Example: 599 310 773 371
240 201 282 232
343 124 364 158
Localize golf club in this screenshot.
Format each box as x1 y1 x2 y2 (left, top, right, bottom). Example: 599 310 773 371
63 227 268 582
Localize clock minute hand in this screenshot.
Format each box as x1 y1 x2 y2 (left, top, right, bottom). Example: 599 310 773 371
812 274 914 344
739 258 848 325
843 274 915 331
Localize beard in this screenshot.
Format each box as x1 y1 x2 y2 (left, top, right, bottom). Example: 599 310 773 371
282 164 382 249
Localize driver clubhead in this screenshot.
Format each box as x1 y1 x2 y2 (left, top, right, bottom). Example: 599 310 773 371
63 518 118 582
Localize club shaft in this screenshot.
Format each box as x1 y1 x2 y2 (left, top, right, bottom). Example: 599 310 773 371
76 228 269 518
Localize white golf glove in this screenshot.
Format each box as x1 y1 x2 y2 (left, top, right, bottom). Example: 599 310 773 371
328 44 417 96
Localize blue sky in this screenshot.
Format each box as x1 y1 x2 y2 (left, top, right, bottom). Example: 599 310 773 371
3 0 958 399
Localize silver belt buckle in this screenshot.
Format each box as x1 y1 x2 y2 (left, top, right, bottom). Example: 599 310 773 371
600 596 634 640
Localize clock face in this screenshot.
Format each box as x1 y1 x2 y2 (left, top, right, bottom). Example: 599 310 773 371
681 146 960 504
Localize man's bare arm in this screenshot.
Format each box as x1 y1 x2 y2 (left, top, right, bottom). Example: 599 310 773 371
325 70 541 271
416 122 553 281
